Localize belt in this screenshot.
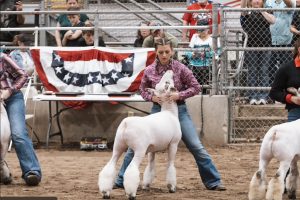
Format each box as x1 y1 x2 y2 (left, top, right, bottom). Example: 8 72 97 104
153 100 185 106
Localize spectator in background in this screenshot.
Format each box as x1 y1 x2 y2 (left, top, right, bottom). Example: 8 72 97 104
9 34 34 76
240 0 275 105
142 22 178 48
269 38 300 122
265 0 296 83
62 7 84 47
0 52 42 186
78 23 106 47
55 0 89 47
134 21 151 47
182 0 220 42
0 0 25 43
290 0 300 45
186 19 219 93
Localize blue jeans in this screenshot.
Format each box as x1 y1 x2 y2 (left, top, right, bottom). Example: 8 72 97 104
5 91 42 179
287 108 300 122
245 51 271 100
115 104 221 189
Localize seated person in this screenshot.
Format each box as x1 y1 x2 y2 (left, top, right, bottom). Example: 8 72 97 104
55 0 89 47
134 21 151 47
142 21 178 48
9 34 34 76
62 7 85 47
78 24 106 47
0 0 25 43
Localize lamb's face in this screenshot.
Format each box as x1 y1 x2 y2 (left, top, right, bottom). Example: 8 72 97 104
155 70 175 95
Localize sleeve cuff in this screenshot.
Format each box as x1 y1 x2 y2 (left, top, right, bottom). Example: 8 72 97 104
286 94 293 104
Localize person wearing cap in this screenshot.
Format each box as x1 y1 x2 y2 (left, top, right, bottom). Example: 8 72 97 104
182 0 220 42
10 33 35 76
240 0 275 105
142 21 178 49
186 19 218 93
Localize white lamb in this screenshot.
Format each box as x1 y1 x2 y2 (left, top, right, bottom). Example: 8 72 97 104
248 87 300 200
0 100 12 184
98 70 182 199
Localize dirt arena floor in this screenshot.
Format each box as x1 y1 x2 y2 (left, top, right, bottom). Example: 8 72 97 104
1 144 299 200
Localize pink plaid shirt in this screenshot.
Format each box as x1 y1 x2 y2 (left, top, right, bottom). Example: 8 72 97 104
0 53 28 95
140 59 201 101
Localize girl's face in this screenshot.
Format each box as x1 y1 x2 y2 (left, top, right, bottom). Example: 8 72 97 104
250 0 264 8
156 44 173 65
198 29 209 37
139 23 150 38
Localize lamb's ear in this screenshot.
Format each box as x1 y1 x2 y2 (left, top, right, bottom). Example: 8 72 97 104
287 87 298 96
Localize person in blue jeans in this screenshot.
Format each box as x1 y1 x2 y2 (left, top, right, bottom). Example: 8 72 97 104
114 38 226 191
0 53 41 186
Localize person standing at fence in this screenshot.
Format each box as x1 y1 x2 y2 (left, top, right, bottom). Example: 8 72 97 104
55 0 89 47
290 0 300 45
240 0 276 105
133 21 151 47
9 34 34 76
182 0 220 42
265 0 296 83
0 52 42 186
62 7 85 47
269 38 300 121
0 0 25 43
114 38 226 192
186 19 218 94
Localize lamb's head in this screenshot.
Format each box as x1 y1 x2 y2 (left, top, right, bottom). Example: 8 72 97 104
155 70 175 95
287 87 300 97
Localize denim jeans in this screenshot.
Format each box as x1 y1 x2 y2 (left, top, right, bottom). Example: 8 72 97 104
245 51 271 100
287 108 300 122
115 103 221 189
4 91 42 179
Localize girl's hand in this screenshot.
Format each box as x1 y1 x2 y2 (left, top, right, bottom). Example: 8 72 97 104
291 96 300 105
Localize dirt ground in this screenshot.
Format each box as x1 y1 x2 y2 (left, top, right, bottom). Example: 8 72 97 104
1 144 299 200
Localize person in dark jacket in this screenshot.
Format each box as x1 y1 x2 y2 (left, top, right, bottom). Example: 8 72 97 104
269 38 300 122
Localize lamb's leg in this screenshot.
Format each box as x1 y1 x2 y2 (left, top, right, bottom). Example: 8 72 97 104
124 150 146 200
266 160 291 200
286 158 298 200
142 152 155 190
248 145 271 200
98 148 125 199
166 143 178 193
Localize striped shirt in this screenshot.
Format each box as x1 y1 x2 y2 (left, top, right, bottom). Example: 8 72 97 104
140 59 201 101
0 53 28 95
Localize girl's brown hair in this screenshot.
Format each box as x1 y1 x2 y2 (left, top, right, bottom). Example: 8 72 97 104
154 37 172 50
293 38 300 59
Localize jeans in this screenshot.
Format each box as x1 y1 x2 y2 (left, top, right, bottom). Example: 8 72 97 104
287 108 300 122
4 91 42 179
245 51 271 100
115 103 221 189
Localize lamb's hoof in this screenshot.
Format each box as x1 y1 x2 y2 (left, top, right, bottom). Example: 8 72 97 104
102 191 110 199
288 190 296 200
167 183 176 193
142 184 150 191
128 194 136 200
1 174 12 185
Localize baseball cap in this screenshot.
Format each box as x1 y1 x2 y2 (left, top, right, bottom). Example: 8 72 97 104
149 22 162 33
197 19 209 31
